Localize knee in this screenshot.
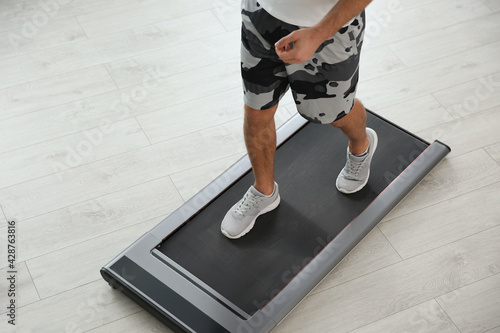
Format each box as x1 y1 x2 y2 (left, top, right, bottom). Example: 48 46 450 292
331 112 349 128
244 104 278 126
330 98 363 128
331 117 344 128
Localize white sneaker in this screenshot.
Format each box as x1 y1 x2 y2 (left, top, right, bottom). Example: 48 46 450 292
221 183 280 239
336 128 378 194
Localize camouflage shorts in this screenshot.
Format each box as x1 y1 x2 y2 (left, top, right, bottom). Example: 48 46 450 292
241 0 365 124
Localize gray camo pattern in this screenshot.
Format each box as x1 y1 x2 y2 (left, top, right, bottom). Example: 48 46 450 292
241 0 365 124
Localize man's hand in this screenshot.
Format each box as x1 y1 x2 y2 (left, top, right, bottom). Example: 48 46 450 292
275 27 325 64
274 0 372 64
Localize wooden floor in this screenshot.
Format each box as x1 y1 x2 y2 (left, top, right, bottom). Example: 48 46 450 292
1 0 499 332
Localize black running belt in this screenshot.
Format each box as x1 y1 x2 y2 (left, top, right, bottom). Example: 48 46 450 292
157 111 428 316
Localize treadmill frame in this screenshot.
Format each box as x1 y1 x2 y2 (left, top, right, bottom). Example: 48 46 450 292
101 111 450 333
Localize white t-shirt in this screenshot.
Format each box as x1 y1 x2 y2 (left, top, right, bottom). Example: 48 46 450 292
257 0 340 27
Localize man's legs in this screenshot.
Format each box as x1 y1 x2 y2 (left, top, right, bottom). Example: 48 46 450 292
220 104 281 239
333 98 378 194
331 99 369 155
244 104 279 195
221 0 287 238
244 97 370 195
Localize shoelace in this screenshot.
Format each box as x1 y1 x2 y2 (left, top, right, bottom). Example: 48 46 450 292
345 157 366 179
234 191 259 216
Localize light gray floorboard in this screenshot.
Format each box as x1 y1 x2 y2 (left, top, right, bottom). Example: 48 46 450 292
0 65 116 121
379 181 500 259
85 311 173 333
437 273 500 333
349 300 460 333
0 118 151 188
432 72 500 119
485 141 500 165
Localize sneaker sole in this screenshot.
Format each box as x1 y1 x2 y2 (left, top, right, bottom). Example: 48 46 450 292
221 194 281 239
337 128 379 194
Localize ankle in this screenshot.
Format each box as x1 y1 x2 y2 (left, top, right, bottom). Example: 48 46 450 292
349 137 370 155
254 182 275 196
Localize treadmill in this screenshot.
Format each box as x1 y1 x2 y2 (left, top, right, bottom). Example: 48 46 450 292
101 110 450 333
